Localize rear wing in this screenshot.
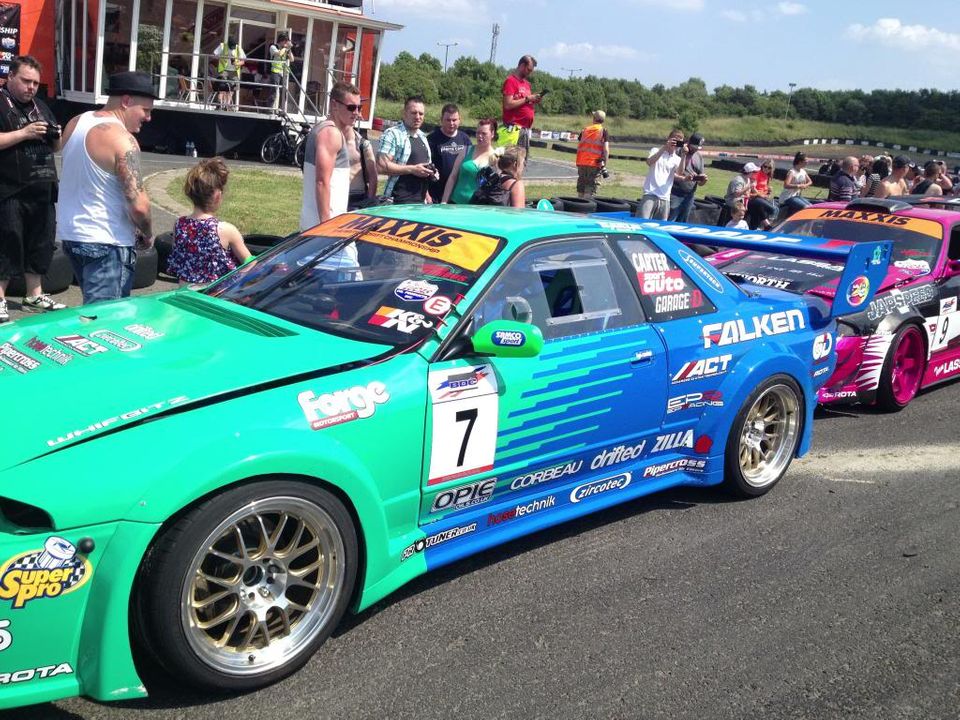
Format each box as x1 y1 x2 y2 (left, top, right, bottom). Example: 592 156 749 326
593 214 892 317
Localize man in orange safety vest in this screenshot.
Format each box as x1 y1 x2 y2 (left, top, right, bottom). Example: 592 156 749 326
576 110 609 200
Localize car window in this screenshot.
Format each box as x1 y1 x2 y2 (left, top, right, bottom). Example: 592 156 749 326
206 213 502 346
949 225 960 261
471 237 643 340
615 235 716 322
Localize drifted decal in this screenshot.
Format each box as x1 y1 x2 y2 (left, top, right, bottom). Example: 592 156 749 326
0 537 92 610
312 213 500 272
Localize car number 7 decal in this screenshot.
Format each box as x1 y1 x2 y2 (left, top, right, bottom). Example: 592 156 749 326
427 365 499 485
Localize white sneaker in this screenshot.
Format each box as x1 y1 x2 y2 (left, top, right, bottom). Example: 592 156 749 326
0 298 8 323
21 294 67 312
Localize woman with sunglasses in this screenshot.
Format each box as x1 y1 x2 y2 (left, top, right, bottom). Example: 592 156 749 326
778 151 813 217
442 118 499 204
747 161 778 230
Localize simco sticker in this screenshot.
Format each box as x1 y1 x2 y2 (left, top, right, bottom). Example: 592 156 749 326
0 537 92 610
492 330 525 347
298 382 389 431
394 279 438 302
89 329 141 352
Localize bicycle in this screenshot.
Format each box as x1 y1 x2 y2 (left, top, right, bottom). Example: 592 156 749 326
260 111 311 168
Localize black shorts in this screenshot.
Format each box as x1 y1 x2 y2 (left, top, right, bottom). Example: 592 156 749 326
0 187 56 281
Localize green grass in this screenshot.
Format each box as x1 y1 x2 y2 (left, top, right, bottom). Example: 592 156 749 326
374 99 960 153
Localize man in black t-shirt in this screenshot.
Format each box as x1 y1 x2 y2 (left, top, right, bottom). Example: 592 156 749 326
377 96 437 204
0 55 65 322
427 103 471 201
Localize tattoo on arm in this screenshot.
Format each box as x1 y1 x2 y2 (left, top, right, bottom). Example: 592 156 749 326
116 141 152 237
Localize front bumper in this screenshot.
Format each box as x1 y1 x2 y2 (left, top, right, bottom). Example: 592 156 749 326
0 519 160 710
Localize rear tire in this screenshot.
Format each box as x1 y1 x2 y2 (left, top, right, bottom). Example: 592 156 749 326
136 480 358 692
876 324 926 411
724 375 803 497
261 133 284 164
293 138 306 169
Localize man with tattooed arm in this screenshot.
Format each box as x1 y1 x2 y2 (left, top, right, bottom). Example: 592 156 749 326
57 71 156 304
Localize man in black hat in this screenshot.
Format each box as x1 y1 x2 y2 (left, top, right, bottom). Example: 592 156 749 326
0 55 65 322
669 131 708 222
56 71 156 304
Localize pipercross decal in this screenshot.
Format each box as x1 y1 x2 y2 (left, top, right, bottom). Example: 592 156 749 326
702 309 805 348
0 343 41 374
298 382 389 431
0 537 92 610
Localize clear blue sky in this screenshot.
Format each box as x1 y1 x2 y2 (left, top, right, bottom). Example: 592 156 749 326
368 0 959 92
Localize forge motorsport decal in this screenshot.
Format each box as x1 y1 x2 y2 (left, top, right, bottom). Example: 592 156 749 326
0 537 92 610
298 382 389 431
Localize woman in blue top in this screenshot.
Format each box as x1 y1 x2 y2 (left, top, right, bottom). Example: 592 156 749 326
442 118 498 204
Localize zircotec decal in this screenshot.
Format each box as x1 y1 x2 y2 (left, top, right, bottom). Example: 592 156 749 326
311 213 500 272
0 537 92 610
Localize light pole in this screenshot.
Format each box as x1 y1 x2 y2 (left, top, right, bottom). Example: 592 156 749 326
561 67 582 79
437 41 458 72
784 82 797 121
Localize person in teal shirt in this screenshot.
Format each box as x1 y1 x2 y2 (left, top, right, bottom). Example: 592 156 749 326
442 118 498 204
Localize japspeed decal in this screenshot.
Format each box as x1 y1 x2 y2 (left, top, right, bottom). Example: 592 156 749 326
46 396 190 447
0 663 73 685
298 381 389 431
702 309 805 348
401 523 477 562
812 332 833 362
431 478 497 513
569 473 631 503
672 354 732 384
0 537 92 610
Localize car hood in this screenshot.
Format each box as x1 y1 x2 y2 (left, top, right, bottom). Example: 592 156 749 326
0 291 389 471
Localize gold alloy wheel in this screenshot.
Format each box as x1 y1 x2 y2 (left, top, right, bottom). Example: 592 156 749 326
737 383 801 488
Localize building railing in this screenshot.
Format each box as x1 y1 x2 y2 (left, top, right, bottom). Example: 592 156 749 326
155 51 325 121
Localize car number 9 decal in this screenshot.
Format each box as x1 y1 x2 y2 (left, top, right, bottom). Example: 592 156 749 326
427 365 499 485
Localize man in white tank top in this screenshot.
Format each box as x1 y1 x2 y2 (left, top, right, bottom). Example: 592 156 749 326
57 71 155 304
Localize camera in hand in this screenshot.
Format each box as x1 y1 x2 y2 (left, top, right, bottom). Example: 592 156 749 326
43 123 62 141
600 167 610 179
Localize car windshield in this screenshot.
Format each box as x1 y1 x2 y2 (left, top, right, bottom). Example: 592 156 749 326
777 207 943 277
205 213 503 346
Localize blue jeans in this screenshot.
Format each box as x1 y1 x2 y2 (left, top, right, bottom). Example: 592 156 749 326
63 241 136 305
669 191 696 222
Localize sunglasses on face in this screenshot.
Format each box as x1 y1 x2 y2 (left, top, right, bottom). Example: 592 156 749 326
335 99 363 112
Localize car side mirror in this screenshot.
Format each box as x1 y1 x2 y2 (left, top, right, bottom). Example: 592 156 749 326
471 320 544 358
947 259 960 278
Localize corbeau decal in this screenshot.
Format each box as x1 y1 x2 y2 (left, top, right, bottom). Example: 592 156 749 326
666 392 723 414
0 537 92 610
866 285 937 321
672 354 732 383
401 523 477 561
569 473 632 503
315 213 500 272
0 663 73 685
368 306 434 334
510 460 583 491
702 309 805 348
298 382 389 431
0 342 41 374
89 329 141 352
813 332 833 361
487 496 556 526
431 478 497 513
46 396 191 447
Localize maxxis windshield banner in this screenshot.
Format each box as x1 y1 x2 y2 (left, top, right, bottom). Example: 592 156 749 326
0 3 20 79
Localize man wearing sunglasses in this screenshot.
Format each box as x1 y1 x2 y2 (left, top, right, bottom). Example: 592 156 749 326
301 82 365 228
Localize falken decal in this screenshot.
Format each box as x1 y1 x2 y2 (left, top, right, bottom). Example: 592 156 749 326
702 309 805 348
0 537 92 610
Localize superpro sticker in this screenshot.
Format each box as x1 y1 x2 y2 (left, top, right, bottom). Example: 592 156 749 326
313 214 500 272
678 247 724 294
394 279 438 302
298 381 389 430
0 537 92 610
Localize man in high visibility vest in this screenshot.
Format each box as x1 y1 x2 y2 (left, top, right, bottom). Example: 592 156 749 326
268 34 295 111
576 110 609 200
213 37 246 110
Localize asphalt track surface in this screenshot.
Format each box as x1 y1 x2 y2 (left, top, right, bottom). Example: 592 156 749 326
6 378 955 719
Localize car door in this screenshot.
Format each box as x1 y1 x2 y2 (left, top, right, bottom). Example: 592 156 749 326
927 223 960 372
421 235 668 526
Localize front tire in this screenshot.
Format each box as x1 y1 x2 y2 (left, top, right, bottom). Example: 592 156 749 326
137 480 357 691
876 324 925 412
260 133 285 164
724 375 803 497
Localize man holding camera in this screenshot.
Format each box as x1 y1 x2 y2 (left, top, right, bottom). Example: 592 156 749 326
0 55 65 322
639 129 685 220
576 110 609 200
669 132 708 222
377 95 436 204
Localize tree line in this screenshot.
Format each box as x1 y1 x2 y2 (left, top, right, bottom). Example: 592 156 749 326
378 51 957 131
